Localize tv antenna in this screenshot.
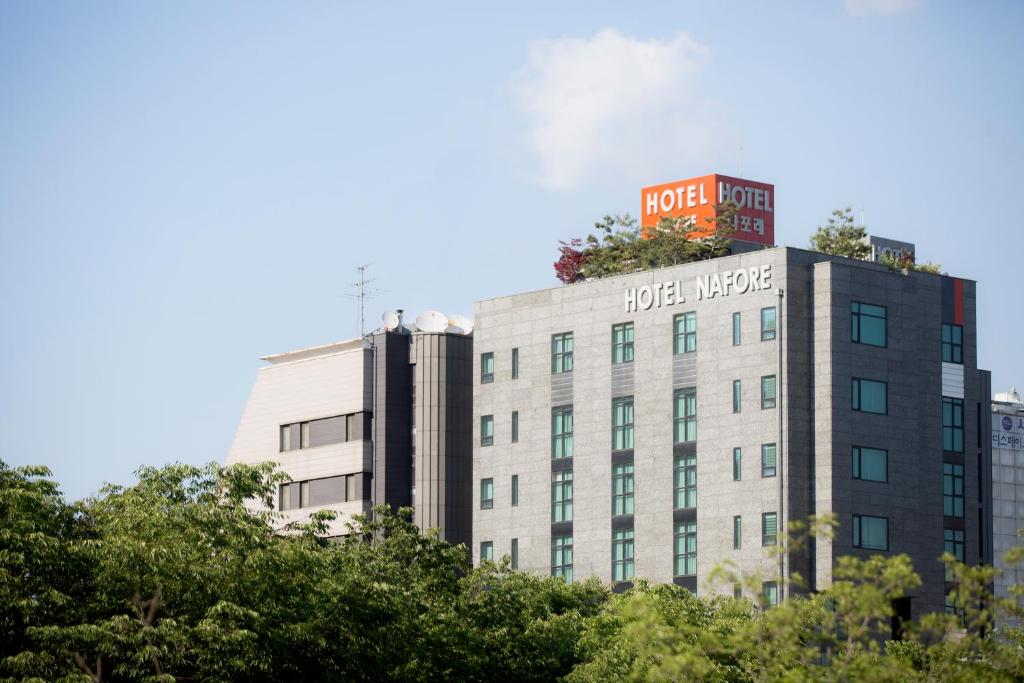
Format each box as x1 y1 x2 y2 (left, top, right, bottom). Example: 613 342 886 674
345 264 382 336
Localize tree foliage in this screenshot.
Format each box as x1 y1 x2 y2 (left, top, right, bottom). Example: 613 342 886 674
808 207 872 259
553 205 737 284
1 459 1022 682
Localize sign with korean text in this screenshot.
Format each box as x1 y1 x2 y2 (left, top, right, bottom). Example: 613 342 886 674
993 413 1024 452
640 173 775 246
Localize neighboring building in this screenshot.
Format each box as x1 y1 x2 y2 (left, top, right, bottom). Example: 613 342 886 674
991 388 1024 625
227 319 473 544
473 245 991 618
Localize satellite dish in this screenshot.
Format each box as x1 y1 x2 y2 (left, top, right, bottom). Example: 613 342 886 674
381 311 400 331
449 314 474 335
415 310 448 333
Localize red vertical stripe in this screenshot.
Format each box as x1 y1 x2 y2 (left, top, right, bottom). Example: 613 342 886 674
953 278 964 325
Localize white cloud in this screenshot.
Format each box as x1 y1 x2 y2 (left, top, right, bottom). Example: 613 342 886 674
511 29 717 191
845 0 922 17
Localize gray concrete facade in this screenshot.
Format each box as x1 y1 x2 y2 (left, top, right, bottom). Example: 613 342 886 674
473 246 990 617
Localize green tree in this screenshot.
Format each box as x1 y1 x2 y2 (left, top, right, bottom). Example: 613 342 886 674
808 207 872 259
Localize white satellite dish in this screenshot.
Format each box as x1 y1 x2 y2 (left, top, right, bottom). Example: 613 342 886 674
449 314 474 335
381 310 401 331
415 310 448 333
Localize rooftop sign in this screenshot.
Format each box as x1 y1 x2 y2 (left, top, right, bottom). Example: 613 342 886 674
640 173 775 246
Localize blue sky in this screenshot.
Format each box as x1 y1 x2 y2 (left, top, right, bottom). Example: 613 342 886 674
1 1 1021 500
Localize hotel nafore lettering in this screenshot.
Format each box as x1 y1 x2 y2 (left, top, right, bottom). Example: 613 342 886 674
624 264 772 312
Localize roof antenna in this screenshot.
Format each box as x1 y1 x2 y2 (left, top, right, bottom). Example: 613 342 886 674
347 264 381 337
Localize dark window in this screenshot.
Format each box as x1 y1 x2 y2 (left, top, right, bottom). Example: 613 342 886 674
851 301 887 347
733 515 742 549
852 447 888 482
732 312 741 346
511 538 519 569
674 521 697 577
674 388 696 443
481 415 494 447
552 333 573 373
674 311 696 354
942 324 963 364
852 378 887 414
480 478 494 509
762 581 778 606
852 514 888 550
732 379 742 413
512 347 520 379
511 474 519 507
612 322 635 364
552 534 573 582
480 541 493 562
943 463 964 517
612 397 634 450
612 463 635 516
511 410 519 443
944 528 964 581
552 470 573 522
280 413 358 452
552 405 573 459
674 454 696 509
762 512 778 546
279 474 359 510
761 375 777 409
481 352 494 383
761 443 777 478
733 447 742 481
761 307 777 341
943 397 964 452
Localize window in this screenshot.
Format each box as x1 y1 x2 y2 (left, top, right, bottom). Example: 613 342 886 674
481 352 494 383
674 521 697 577
943 397 964 452
944 528 964 581
551 332 574 374
612 397 634 450
552 470 573 522
480 478 494 510
852 447 888 482
279 474 360 510
673 311 696 354
673 454 696 509
480 541 493 562
852 514 888 551
733 447 742 481
733 515 742 549
942 324 963 364
279 413 357 452
612 322 635 364
511 474 519 507
674 388 696 443
732 379 742 413
761 307 777 341
481 415 494 447
944 463 964 518
552 406 573 459
852 378 887 414
612 529 635 582
511 411 519 443
761 443 777 478
511 538 519 570
552 534 573 582
762 512 778 546
612 463 634 516
512 347 520 379
761 375 776 409
762 581 779 607
851 301 887 347
732 312 741 346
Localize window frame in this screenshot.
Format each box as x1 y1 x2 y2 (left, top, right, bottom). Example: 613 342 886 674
762 512 778 546
851 301 888 348
761 443 777 478
612 528 635 583
612 396 635 451
480 478 494 510
552 534 573 582
733 515 742 549
551 332 574 374
943 397 964 452
761 375 777 410
674 521 697 578
762 581 779 607
942 324 963 364
612 322 635 364
480 352 495 383
480 414 494 447
612 463 635 516
673 311 697 355
511 410 519 444
943 462 964 518
673 387 697 443
944 528 964 581
733 447 742 481
852 378 888 415
551 405 574 459
480 541 493 562
761 307 777 342
511 347 520 379
732 379 742 414
732 312 741 346
852 446 888 482
852 514 889 551
551 470 573 523
673 454 696 509
511 474 519 507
